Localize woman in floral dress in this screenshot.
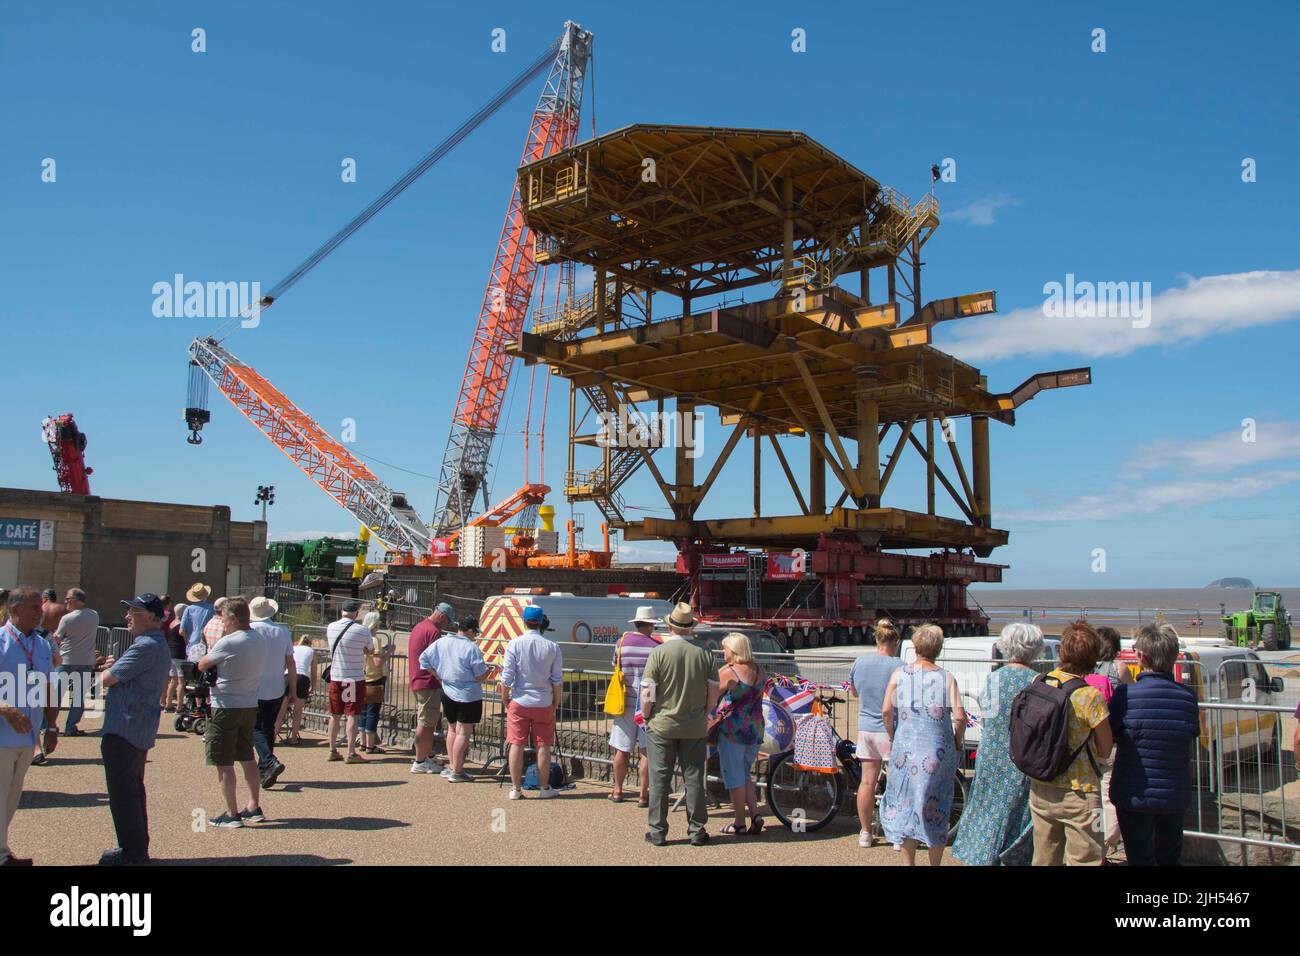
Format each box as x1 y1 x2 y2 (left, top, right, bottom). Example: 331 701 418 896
951 623 1046 866
881 624 966 865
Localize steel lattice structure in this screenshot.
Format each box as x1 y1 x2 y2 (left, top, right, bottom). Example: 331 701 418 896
188 338 434 555
429 21 592 538
182 22 591 559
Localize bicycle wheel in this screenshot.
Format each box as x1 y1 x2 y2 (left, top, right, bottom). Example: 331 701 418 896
947 770 969 843
765 751 843 833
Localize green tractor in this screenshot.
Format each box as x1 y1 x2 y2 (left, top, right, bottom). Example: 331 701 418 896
1220 591 1292 651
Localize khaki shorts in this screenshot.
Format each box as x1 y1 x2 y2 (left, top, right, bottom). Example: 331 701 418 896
415 688 443 729
205 708 256 766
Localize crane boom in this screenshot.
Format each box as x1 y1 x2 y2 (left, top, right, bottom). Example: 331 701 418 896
181 23 591 559
187 338 432 554
430 21 592 538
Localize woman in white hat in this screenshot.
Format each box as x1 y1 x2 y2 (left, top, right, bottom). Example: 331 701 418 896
606 606 663 805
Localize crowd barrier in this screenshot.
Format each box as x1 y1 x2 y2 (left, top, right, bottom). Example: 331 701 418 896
252 621 1300 862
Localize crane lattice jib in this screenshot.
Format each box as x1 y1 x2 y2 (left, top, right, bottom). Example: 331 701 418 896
431 21 592 539
188 338 432 555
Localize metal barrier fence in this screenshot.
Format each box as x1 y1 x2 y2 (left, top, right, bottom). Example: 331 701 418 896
267 626 1300 864
94 625 132 661
1179 658 1300 864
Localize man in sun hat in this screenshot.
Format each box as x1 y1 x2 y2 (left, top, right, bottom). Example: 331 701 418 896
179 583 216 662
248 596 296 790
606 606 663 806
641 602 719 846
500 603 563 800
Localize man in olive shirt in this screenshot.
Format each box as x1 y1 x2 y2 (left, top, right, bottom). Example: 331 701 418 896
640 603 719 846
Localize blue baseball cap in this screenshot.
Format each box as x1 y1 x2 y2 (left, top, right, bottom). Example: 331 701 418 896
522 604 545 626
121 593 166 617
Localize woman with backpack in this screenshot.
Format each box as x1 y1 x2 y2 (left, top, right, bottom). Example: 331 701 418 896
880 624 966 865
1023 620 1114 866
713 633 767 835
951 623 1045 866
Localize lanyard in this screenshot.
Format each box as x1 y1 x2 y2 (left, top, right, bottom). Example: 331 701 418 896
3 623 37 669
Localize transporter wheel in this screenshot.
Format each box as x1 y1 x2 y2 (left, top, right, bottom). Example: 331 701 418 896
850 626 864 645
191 717 207 735
173 716 186 732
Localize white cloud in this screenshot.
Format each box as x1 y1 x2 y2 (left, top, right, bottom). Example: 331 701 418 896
1124 420 1300 477
615 541 678 563
941 269 1300 363
945 194 1020 226
1004 470 1300 523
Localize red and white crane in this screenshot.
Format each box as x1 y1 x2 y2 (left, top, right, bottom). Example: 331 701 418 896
183 22 592 560
43 414 93 495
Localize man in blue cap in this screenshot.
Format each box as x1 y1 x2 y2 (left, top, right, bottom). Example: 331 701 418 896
500 604 564 800
98 592 172 864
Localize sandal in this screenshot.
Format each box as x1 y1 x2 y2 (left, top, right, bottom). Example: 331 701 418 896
719 823 746 835
748 816 765 835
637 797 649 809
608 791 625 803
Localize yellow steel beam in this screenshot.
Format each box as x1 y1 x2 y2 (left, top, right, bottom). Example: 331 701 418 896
620 506 1007 550
767 433 810 515
878 416 916 496
787 345 865 500
776 385 862 503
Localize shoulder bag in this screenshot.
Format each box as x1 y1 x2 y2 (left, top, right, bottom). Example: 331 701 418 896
322 620 355 684
603 637 627 716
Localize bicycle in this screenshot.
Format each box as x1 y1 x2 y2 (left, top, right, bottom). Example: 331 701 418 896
765 688 968 838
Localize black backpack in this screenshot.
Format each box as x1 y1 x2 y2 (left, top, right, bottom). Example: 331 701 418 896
1009 674 1101 782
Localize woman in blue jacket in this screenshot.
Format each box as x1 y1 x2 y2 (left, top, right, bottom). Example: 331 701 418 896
1108 624 1200 865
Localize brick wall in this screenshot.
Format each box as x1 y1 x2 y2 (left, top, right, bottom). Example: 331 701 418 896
0 487 265 624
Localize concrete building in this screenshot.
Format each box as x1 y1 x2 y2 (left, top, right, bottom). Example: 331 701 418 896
0 487 266 624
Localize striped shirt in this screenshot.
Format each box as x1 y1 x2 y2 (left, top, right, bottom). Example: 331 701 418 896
326 617 372 682
611 631 661 694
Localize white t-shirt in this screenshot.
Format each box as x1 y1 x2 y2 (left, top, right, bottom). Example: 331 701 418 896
250 620 294 701
325 617 372 682
292 645 315 680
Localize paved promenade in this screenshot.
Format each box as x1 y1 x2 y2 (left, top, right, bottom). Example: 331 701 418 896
12 709 923 867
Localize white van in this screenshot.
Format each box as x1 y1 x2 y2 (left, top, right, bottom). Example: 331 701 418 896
899 636 1061 747
477 592 674 676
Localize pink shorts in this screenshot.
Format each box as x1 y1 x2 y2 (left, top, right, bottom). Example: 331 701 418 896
856 730 891 762
507 702 556 747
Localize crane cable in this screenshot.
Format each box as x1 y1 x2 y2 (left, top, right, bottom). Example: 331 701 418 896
209 36 562 343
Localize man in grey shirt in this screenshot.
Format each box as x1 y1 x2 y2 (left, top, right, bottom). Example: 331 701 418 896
198 598 268 828
55 588 99 735
248 597 296 790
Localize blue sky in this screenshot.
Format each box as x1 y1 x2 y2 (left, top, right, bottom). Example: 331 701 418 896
3 1 1298 588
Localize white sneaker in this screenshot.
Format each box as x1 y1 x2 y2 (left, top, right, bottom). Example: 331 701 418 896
410 759 437 774
440 767 453 778
508 788 524 800
537 787 558 800
858 830 872 848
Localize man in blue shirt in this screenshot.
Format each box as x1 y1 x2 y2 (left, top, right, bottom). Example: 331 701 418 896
419 616 488 782
98 593 172 865
0 587 59 866
179 583 216 660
